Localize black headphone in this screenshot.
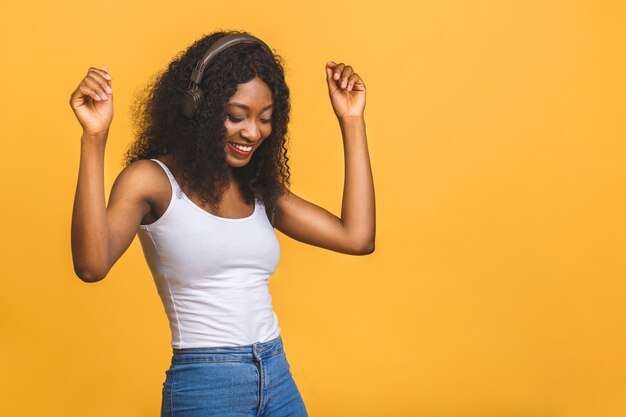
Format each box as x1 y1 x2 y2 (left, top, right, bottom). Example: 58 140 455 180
179 33 273 119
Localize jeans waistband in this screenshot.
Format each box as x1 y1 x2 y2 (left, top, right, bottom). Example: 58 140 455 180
171 335 283 363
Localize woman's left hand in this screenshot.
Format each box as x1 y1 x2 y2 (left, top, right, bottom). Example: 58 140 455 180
325 61 366 120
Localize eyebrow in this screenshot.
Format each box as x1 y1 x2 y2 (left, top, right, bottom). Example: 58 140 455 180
227 102 274 111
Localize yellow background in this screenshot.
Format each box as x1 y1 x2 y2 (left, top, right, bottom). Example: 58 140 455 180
1 0 625 416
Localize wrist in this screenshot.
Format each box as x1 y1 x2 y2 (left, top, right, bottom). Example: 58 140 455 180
81 130 108 151
81 129 109 141
338 114 365 125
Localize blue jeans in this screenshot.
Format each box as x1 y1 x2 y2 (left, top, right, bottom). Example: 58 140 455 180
161 335 309 416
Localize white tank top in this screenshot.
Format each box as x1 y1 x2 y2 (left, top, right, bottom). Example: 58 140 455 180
137 158 282 348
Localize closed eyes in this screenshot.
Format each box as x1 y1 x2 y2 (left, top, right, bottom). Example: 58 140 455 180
227 114 272 124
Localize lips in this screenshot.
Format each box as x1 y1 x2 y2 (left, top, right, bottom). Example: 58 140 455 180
228 142 253 155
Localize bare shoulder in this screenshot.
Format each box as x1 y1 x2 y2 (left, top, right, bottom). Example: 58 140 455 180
109 158 170 209
113 158 161 189
120 158 166 180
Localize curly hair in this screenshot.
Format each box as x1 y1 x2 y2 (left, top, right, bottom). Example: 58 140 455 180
122 29 291 214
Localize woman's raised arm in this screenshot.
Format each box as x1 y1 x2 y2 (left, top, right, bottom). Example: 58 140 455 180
69 66 151 282
273 61 375 255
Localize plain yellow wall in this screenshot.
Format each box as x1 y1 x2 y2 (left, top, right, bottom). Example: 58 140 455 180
1 0 625 416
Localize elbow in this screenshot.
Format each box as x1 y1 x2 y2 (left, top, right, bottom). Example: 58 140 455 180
72 248 110 282
353 239 375 256
73 264 108 283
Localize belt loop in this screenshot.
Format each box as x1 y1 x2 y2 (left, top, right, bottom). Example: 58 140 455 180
252 342 262 361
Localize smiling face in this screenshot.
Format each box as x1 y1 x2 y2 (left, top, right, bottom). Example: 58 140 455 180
223 76 274 168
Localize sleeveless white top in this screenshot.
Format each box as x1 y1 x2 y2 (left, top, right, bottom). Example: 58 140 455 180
136 158 282 348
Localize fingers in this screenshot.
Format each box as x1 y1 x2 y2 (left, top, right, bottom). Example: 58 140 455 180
347 73 366 91
332 63 346 81
330 62 350 86
346 74 358 91
340 66 353 89
326 61 364 92
325 62 337 85
80 66 113 101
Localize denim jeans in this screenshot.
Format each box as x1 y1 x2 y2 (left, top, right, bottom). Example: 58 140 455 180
161 335 309 416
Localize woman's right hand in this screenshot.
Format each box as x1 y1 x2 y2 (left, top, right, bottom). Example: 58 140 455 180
69 66 114 136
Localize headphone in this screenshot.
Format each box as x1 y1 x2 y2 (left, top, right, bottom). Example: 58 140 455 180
179 33 278 226
179 33 273 119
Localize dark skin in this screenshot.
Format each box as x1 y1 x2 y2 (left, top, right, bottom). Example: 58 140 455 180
142 75 275 222
70 61 374 282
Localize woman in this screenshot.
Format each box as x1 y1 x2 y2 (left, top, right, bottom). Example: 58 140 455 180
70 30 375 417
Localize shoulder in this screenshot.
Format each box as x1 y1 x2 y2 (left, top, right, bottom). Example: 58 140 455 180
110 159 169 204
115 159 165 185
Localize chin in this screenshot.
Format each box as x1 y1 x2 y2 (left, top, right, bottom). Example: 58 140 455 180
225 155 253 168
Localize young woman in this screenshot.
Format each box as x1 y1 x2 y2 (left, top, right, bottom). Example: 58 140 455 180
70 30 375 417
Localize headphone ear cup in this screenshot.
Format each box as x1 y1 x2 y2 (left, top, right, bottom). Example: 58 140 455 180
180 85 204 118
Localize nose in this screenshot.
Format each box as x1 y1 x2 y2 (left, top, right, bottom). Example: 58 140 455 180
240 120 262 142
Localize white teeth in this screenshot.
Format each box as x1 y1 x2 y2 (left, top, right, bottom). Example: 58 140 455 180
231 143 252 152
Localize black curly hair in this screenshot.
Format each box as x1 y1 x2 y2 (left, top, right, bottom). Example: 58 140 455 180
122 29 291 214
